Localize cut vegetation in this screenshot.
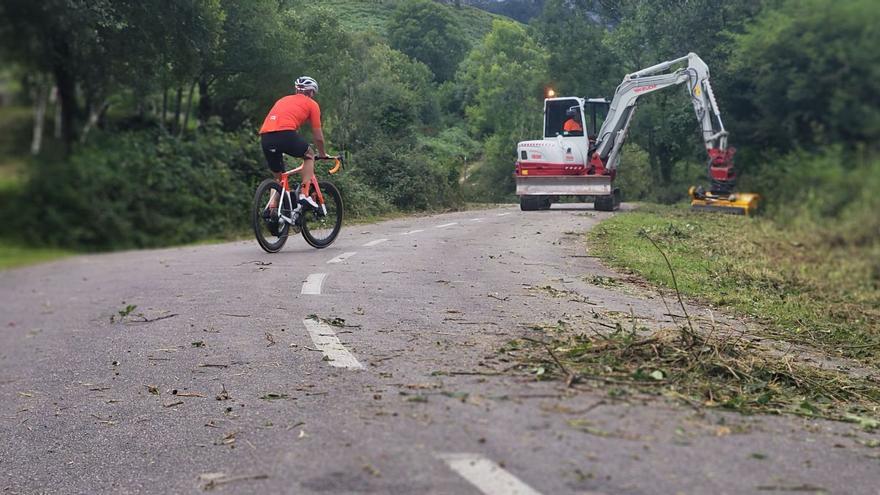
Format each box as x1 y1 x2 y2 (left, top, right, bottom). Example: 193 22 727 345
505 204 879 423
589 205 880 366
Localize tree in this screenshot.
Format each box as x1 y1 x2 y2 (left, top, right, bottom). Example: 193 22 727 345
531 0 619 98
0 0 225 149
387 0 469 82
727 0 880 154
459 19 550 198
594 0 763 187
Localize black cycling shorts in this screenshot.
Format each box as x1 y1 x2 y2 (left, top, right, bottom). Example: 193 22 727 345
261 130 310 173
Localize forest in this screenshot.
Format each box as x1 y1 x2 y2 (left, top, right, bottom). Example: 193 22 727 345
0 0 877 252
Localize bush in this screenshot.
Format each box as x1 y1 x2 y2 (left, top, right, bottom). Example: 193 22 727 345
18 129 262 250
742 148 880 246
351 140 460 211
13 128 398 250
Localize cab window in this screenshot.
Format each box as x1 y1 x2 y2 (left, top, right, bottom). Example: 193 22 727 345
544 99 582 137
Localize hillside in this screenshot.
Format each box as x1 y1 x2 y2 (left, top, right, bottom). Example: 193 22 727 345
319 0 510 44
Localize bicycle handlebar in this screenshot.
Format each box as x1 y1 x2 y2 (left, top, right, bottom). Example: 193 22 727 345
316 155 344 174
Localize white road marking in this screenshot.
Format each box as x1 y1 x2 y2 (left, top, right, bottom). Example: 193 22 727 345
400 229 424 236
436 222 458 229
438 454 542 495
496 212 512 217
301 273 327 295
326 252 357 264
469 218 484 222
302 318 363 370
363 238 389 247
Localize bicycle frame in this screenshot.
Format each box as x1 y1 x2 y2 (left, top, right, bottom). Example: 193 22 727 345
272 157 343 226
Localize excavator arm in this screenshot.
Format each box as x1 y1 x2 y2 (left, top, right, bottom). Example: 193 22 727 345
590 52 736 194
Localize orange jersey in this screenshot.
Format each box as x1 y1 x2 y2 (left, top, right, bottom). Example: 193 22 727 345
259 94 321 134
563 119 583 132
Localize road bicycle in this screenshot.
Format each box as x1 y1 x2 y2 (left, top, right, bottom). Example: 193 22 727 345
252 155 344 253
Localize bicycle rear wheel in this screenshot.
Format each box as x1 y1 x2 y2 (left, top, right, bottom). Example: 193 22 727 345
252 179 292 253
301 181 343 248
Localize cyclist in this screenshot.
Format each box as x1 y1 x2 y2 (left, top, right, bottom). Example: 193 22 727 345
259 76 329 213
563 106 583 135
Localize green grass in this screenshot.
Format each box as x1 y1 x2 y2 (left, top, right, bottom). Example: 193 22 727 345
0 242 72 270
588 204 880 366
319 0 508 44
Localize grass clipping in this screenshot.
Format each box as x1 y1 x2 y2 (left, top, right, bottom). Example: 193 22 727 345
513 323 878 422
509 231 880 424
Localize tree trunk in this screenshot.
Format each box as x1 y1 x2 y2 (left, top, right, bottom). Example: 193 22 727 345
161 86 168 131
30 77 50 155
51 86 62 139
180 80 197 137
81 100 109 143
173 86 183 134
197 77 212 124
53 62 78 154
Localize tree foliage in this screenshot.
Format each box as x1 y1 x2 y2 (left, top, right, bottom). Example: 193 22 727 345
459 19 549 198
727 0 880 153
0 0 877 249
388 0 469 82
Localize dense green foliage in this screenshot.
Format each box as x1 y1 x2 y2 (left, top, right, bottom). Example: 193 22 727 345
17 129 262 250
388 0 469 82
727 0 880 153
459 19 549 199
0 0 876 250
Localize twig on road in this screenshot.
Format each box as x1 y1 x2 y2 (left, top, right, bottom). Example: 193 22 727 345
521 336 577 387
200 473 269 490
641 232 696 336
125 314 178 325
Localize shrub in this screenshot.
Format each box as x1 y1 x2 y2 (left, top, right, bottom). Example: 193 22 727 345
19 129 261 250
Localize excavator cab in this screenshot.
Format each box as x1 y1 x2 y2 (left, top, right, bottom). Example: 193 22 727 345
544 98 609 142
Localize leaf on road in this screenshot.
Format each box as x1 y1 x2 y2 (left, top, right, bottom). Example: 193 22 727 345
146 385 159 395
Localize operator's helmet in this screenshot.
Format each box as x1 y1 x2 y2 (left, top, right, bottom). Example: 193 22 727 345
566 106 580 118
295 76 319 94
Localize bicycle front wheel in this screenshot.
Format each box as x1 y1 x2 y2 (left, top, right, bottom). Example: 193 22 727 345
302 181 343 249
252 179 291 253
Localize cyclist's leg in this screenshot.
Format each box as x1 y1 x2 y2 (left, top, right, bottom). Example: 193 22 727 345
261 132 287 208
300 145 316 201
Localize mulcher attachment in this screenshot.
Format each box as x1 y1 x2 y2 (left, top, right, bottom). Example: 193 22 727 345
689 147 760 216
689 186 760 216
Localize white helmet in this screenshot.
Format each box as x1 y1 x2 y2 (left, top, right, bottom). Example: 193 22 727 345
295 76 319 93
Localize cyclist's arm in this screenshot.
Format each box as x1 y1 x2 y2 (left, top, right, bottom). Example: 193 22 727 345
313 127 327 157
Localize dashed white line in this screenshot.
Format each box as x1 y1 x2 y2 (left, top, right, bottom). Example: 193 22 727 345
469 218 484 222
302 318 363 370
301 273 327 295
438 454 542 495
496 212 512 217
436 222 458 229
400 229 424 236
363 238 389 247
326 252 357 264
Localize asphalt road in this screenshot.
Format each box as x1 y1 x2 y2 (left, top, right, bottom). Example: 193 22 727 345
1 204 878 494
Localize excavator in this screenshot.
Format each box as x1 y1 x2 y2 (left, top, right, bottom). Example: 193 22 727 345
514 52 759 215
